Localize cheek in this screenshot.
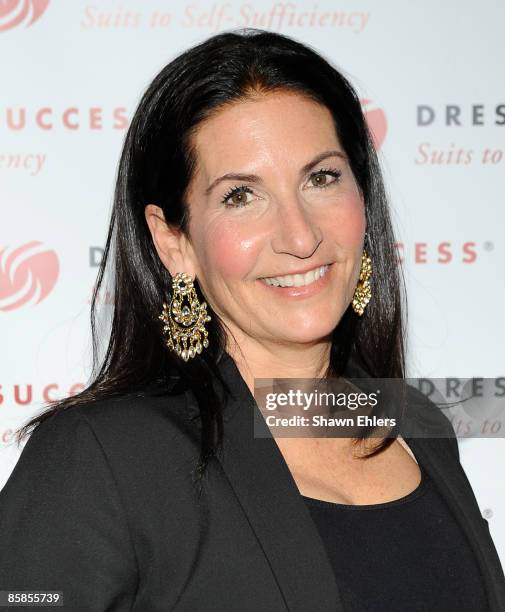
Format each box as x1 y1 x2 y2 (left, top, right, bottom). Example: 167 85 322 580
200 220 261 281
326 192 366 246
348 199 367 242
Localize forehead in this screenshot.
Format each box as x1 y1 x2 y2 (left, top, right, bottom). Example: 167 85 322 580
190 91 339 176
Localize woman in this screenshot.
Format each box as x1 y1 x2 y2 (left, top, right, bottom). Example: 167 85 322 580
0 29 503 611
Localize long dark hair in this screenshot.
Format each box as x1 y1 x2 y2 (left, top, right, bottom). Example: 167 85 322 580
16 28 406 477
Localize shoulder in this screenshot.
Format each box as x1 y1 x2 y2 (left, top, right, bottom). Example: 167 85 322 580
2 390 205 528
68 388 197 439
13 389 202 485
79 389 202 464
34 388 195 437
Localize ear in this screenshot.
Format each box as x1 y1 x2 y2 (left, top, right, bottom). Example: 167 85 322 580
144 204 197 278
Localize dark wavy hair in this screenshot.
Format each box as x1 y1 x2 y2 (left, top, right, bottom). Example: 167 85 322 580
16 28 406 478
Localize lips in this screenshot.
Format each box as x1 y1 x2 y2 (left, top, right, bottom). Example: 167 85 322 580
261 264 330 288
261 262 331 279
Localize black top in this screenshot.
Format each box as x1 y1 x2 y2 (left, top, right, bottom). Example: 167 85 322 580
302 461 489 611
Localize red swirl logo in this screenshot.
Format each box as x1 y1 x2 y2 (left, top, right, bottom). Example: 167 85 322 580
0 0 49 32
0 241 59 311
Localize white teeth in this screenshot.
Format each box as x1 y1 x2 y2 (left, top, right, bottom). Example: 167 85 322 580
262 265 329 288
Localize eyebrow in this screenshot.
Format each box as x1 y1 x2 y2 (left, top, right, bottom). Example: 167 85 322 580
204 149 347 196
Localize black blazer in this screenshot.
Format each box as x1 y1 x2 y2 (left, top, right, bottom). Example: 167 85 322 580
1 351 504 611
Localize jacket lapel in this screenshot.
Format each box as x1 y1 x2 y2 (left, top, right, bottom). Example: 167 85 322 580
213 350 343 611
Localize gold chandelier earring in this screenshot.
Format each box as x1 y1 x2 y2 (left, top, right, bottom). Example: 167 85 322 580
159 272 211 361
351 250 372 316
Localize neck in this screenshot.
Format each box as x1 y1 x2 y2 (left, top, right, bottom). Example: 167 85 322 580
225 336 332 397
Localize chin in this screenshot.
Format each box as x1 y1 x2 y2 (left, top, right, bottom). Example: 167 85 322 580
270 323 338 345
281 311 343 335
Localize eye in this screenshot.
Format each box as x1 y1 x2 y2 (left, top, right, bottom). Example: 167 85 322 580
221 185 255 208
308 167 342 189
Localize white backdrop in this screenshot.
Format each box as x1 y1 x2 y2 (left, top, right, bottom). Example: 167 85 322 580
1 0 504 563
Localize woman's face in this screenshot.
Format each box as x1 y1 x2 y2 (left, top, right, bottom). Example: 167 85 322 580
183 90 366 350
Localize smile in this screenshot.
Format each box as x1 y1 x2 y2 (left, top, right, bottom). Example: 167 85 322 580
260 264 329 288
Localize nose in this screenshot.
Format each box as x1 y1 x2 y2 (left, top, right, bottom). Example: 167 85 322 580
271 197 323 259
